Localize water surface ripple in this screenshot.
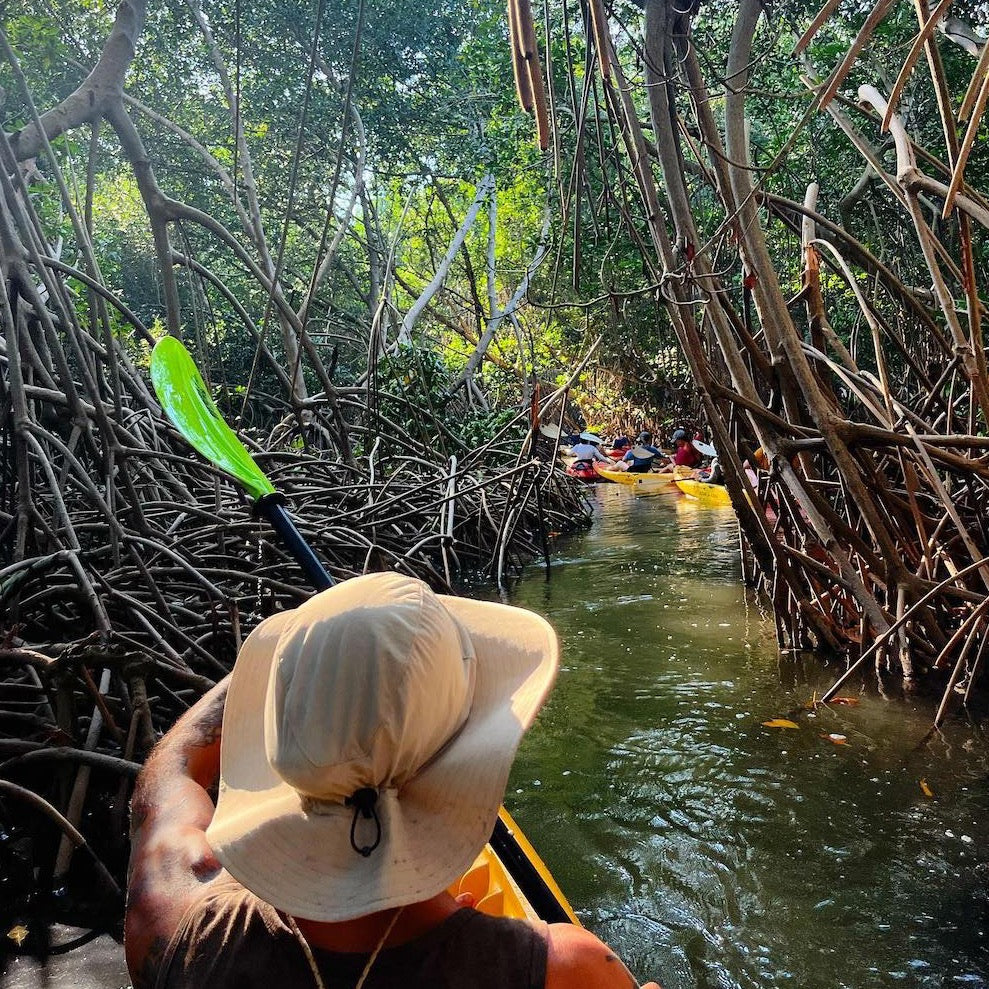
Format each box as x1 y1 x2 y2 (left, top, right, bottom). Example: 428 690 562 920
505 483 989 989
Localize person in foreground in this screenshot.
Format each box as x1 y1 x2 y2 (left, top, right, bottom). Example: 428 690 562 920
125 572 662 989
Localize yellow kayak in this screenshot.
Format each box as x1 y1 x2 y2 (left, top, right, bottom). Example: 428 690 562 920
450 807 580 922
594 465 680 490
675 478 732 507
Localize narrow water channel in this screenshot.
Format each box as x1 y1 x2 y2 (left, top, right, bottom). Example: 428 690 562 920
7 482 989 988
505 482 989 989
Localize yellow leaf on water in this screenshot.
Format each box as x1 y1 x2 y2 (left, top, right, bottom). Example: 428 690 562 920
828 696 860 706
762 718 799 729
821 733 848 745
7 925 28 946
919 779 934 799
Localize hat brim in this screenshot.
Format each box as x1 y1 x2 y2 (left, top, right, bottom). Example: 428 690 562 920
206 593 558 922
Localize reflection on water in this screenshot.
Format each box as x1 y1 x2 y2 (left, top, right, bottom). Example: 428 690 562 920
506 483 989 989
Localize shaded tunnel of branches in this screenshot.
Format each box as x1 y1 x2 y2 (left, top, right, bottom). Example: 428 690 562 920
509 0 989 720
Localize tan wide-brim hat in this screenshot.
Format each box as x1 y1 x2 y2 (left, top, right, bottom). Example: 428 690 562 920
206 573 559 922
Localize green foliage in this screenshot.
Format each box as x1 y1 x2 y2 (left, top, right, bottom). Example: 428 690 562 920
460 407 526 449
26 0 975 442
8 0 687 444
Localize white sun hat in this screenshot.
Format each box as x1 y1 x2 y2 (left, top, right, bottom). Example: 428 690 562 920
578 431 603 444
206 571 559 922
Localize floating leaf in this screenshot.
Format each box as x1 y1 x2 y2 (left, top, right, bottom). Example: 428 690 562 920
920 779 934 799
7 925 28 946
762 718 799 729
828 696 860 706
822 733 848 745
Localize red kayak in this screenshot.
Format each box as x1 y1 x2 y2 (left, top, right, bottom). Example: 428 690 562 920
565 459 600 482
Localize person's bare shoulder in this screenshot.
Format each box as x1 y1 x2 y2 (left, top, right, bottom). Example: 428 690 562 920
125 816 224 988
544 923 662 989
124 680 230 988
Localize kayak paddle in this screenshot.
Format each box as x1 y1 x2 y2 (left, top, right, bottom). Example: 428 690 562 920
148 336 575 924
150 336 332 591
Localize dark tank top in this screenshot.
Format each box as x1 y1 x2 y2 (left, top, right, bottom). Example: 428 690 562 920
155 876 549 989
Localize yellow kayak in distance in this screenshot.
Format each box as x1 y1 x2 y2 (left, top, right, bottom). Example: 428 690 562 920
675 478 733 507
594 465 681 491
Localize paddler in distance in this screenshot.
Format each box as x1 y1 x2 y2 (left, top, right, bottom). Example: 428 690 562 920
125 572 662 989
669 429 702 469
616 431 662 473
569 430 615 468
609 435 632 457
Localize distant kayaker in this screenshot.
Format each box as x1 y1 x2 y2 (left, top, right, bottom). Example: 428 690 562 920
619 431 662 473
569 431 613 466
670 429 702 469
125 573 661 989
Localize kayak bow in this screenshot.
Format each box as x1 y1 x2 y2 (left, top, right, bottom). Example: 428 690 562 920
675 478 732 507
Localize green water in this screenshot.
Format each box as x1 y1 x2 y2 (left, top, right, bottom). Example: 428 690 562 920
505 482 989 989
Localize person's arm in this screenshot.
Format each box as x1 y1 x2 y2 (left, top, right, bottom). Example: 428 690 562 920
124 677 231 989
545 924 662 988
593 447 611 463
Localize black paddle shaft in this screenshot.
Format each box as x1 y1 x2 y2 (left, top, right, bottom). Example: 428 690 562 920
255 493 334 591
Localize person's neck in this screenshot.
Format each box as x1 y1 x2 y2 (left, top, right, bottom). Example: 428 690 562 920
292 892 461 953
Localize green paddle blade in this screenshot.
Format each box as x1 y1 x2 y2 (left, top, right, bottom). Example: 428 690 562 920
150 336 275 501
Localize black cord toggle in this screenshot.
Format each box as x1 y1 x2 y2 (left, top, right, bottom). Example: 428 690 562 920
345 787 381 857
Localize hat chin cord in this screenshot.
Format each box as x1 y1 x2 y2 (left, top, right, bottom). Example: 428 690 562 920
288 905 405 989
288 785 401 987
